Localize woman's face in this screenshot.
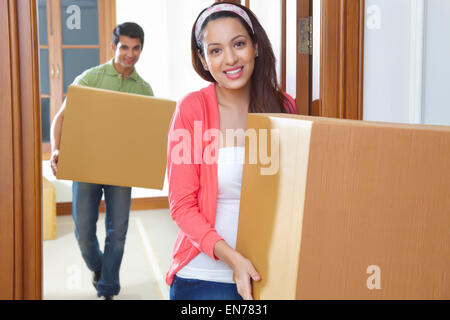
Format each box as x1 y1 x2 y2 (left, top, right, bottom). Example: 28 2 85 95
198 17 258 91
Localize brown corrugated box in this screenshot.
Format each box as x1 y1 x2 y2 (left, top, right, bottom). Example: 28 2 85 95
42 177 56 240
57 85 175 189
236 114 450 299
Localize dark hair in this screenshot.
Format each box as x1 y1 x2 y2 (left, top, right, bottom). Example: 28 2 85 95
191 2 293 114
112 22 145 48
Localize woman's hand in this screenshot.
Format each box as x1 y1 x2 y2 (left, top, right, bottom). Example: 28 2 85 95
232 252 261 300
214 240 261 300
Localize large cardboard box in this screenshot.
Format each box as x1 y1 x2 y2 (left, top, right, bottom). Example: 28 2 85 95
236 114 450 299
42 177 56 240
57 85 175 189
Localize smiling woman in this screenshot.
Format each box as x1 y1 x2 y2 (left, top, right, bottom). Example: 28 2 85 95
197 18 257 93
191 3 295 114
165 1 296 301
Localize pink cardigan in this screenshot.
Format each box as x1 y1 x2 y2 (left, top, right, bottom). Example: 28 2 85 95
165 83 296 285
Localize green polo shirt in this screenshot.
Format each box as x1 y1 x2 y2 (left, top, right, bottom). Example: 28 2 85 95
72 59 153 97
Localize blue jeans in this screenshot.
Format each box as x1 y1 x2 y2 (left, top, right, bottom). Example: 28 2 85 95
72 181 131 297
170 275 243 300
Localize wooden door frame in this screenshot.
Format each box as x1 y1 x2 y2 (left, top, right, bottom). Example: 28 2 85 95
0 0 42 300
0 0 18 300
320 0 364 119
0 0 117 299
296 0 312 115
98 0 117 63
295 0 365 119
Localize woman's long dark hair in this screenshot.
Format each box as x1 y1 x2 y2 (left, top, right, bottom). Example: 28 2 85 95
191 2 294 114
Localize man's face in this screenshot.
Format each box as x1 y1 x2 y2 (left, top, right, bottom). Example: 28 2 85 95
112 35 143 69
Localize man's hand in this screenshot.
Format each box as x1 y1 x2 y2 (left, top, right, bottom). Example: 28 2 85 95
50 149 60 176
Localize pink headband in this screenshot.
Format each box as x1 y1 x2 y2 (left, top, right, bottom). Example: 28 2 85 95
195 3 255 47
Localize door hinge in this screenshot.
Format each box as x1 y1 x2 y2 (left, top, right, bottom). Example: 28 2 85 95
299 16 313 55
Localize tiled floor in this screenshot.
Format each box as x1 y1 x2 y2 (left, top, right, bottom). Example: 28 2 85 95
43 209 177 300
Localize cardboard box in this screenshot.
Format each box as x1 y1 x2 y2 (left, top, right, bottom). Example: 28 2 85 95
236 114 450 299
57 85 175 189
43 177 56 240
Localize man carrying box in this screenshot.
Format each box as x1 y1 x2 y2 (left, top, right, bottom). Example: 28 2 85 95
50 22 153 300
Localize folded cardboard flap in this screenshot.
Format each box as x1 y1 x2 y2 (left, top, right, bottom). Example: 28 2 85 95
57 85 176 189
238 115 313 299
237 114 450 299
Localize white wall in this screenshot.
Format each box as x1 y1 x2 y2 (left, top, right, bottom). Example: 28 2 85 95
286 0 297 98
116 0 211 101
45 0 213 202
250 0 282 85
251 0 297 99
44 0 310 201
363 0 450 126
114 0 294 200
363 0 413 123
422 0 450 125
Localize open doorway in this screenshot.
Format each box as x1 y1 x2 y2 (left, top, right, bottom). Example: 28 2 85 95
2 0 367 299
37 0 179 300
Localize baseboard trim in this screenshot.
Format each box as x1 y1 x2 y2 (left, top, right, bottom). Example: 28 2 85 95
56 196 169 216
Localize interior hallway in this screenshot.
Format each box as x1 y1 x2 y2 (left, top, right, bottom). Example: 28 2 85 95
43 208 177 300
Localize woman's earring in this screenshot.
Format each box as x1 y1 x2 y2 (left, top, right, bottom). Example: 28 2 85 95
256 52 259 58
203 65 209 71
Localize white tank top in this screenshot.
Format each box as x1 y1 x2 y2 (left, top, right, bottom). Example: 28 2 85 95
176 147 245 283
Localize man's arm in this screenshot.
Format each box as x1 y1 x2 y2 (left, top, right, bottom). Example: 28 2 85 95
50 99 66 176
